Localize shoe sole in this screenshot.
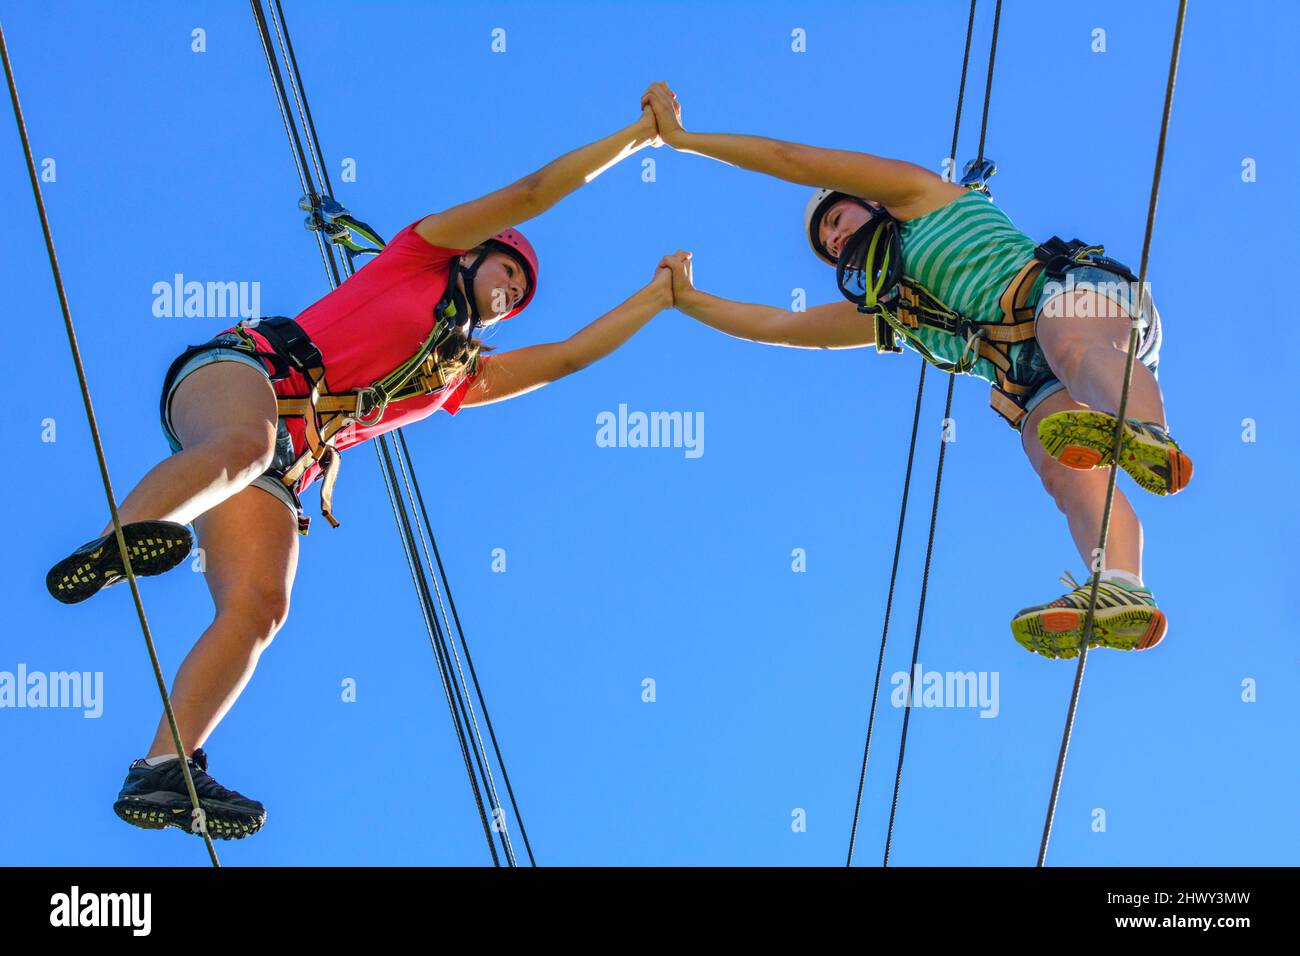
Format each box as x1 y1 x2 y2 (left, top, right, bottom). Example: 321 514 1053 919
1037 411 1193 496
46 521 192 605
113 795 266 840
1011 604 1167 660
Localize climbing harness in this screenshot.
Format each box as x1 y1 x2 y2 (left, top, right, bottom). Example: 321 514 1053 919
164 194 540 534
162 267 479 533
836 216 1142 428
249 0 534 866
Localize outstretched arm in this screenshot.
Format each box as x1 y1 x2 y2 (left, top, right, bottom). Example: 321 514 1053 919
641 82 963 219
416 108 662 250
460 266 673 407
663 252 874 350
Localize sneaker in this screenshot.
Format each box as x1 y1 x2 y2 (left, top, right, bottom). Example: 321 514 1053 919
46 520 193 605
113 748 266 840
1036 410 1193 495
1010 571 1168 660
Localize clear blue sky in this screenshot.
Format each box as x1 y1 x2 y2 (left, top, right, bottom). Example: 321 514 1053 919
2 0 1296 866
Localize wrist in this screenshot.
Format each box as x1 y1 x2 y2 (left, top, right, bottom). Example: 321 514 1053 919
675 287 702 313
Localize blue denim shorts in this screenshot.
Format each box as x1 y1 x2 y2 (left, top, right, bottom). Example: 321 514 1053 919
1014 264 1163 428
159 333 303 518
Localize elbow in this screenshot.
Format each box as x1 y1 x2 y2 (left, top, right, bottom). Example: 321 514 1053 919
514 174 545 219
773 141 817 187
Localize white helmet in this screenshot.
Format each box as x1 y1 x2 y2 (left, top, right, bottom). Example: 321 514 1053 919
804 187 872 265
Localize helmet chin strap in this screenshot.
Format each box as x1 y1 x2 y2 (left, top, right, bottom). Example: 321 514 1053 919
453 249 492 336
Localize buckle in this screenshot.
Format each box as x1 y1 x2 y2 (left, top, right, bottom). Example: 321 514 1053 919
959 157 997 193
298 194 349 224
354 387 385 426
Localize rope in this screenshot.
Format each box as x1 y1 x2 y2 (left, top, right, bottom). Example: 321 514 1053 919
884 0 1001 868
388 437 517 865
1 20 220 866
846 0 985 868
374 438 502 863
248 0 532 865
396 429 538 865
846 362 926 865
1037 0 1188 866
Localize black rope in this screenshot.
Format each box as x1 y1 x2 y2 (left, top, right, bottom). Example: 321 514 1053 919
2 20 220 865
248 0 531 865
375 437 502 864
388 436 518 865
847 0 981 867
882 0 1001 868
974 0 1002 167
947 0 979 179
248 0 342 287
1037 0 1188 866
396 429 537 865
846 362 926 865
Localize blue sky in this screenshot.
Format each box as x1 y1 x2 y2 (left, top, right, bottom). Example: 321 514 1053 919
2 0 1296 866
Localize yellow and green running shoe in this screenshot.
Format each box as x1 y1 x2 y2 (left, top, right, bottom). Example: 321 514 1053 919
1036 410 1193 496
1010 571 1167 660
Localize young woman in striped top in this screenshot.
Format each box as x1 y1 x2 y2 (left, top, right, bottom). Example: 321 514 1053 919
641 82 1193 661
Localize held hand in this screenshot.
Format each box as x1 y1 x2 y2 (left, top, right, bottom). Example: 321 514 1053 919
640 81 685 146
635 105 664 148
649 263 675 309
657 250 695 305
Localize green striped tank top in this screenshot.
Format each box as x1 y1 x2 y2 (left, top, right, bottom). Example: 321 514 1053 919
897 191 1048 384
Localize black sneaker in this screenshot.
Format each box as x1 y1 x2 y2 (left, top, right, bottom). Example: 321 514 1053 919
46 520 193 605
113 748 266 840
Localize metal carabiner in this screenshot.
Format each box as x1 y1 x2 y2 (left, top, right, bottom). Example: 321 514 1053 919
354 387 385 427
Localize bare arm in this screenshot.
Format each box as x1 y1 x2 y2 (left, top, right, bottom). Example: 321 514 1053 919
416 108 661 251
459 270 672 408
678 289 874 350
662 250 873 349
641 82 963 218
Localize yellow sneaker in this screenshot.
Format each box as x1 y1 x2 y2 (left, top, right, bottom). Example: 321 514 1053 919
1010 571 1167 660
1037 410 1193 496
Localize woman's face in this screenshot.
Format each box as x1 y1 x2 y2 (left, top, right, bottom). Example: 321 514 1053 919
820 199 877 262
468 249 529 323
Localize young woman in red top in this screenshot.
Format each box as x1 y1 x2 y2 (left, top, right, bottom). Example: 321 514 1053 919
46 106 682 839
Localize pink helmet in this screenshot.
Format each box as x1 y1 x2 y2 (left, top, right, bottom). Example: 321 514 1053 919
485 228 538 320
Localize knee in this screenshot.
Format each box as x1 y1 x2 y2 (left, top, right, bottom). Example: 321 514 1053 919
215 586 292 648
1035 456 1104 509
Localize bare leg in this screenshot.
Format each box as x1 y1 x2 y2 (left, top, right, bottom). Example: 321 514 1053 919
1022 389 1144 577
146 484 298 758
97 362 280 537
1034 289 1165 427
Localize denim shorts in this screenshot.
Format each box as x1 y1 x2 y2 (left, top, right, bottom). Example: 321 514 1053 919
1014 264 1163 428
159 332 303 519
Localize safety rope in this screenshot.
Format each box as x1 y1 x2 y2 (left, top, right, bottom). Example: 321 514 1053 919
2 20 220 866
250 0 533 865
395 429 537 863
884 0 1002 869
1037 0 1188 866
843 0 998 868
